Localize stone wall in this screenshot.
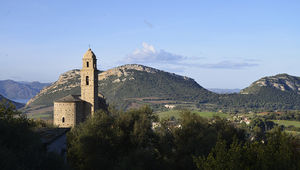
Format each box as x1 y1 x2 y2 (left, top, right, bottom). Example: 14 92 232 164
75 101 87 125
54 102 76 127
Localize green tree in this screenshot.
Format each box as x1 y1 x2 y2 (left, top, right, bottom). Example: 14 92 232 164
67 106 300 170
0 99 66 170
194 128 300 170
67 106 163 170
158 111 246 170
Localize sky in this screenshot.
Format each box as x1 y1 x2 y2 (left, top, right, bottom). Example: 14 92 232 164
1 0 300 89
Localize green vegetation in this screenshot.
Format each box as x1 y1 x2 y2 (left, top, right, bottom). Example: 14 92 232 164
211 87 300 112
26 67 213 110
67 106 300 170
286 131 300 135
272 120 300 128
261 111 300 121
25 66 300 116
27 111 52 119
241 73 300 94
0 100 66 170
195 128 300 170
157 110 229 120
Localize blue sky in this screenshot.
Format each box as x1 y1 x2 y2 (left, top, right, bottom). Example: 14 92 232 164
1 0 300 88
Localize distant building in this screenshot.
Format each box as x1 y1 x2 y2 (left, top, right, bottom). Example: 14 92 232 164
164 104 175 109
53 49 107 128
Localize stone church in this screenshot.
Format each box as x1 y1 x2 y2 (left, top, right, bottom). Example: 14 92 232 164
53 48 107 128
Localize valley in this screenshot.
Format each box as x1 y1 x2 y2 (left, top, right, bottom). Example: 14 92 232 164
1 64 300 136
20 65 300 117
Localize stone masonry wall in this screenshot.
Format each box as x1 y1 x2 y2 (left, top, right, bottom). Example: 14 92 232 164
54 102 76 128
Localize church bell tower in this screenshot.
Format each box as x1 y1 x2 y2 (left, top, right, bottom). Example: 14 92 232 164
81 48 98 115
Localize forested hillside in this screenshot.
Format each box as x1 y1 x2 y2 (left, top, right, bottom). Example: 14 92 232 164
24 65 300 114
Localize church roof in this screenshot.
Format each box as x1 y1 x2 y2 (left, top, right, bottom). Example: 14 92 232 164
83 48 96 59
54 94 83 103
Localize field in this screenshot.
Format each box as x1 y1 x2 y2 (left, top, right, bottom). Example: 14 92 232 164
285 131 300 136
157 110 229 120
21 105 53 120
272 120 300 128
27 112 52 119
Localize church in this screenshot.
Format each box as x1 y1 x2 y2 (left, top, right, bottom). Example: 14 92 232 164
53 48 107 128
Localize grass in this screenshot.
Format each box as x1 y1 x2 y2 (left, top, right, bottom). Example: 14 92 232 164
157 110 229 120
272 120 300 128
285 131 300 136
27 112 52 119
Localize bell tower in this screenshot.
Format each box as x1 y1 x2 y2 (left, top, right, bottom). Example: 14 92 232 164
80 48 98 115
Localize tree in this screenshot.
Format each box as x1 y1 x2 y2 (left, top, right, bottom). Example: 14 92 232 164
67 106 300 170
194 128 300 170
67 106 163 170
0 99 66 170
157 111 246 170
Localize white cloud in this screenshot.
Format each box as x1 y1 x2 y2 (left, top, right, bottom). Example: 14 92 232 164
125 42 186 64
124 42 259 70
197 60 259 69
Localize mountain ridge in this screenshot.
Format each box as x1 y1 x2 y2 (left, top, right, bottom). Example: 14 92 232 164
0 93 24 109
23 65 300 117
241 73 300 94
26 64 212 109
0 80 51 100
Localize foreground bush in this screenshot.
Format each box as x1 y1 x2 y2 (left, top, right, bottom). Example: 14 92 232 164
67 107 244 170
194 128 300 170
0 100 66 170
67 106 300 170
67 106 162 170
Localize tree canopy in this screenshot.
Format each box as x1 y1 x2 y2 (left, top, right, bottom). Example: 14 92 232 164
66 106 300 170
0 100 66 170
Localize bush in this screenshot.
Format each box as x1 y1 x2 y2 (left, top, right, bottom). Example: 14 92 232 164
194 128 300 170
67 107 247 170
0 100 66 170
67 106 162 170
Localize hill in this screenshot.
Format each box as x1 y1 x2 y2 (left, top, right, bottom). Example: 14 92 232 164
214 87 300 112
241 74 300 94
0 94 24 109
0 80 50 101
210 73 300 112
24 67 300 118
25 64 214 110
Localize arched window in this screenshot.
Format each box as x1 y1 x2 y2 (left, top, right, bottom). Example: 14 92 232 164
62 117 65 123
86 62 89 67
86 76 89 85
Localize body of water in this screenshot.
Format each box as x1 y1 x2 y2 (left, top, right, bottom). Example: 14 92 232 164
11 99 31 104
